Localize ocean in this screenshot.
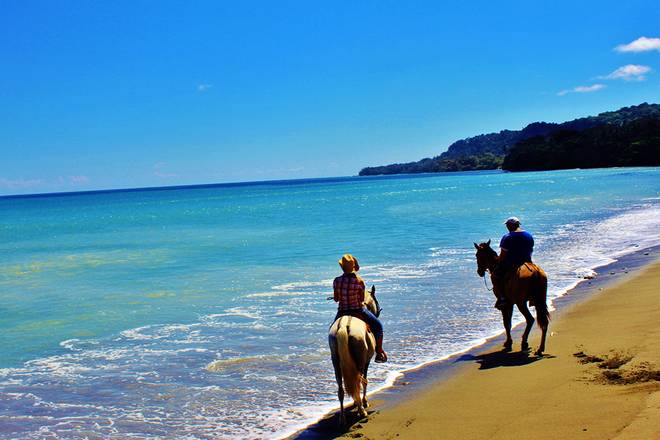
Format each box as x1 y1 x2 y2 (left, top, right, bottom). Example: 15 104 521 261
1 167 659 439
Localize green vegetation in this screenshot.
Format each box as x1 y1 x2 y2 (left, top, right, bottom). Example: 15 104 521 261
359 103 660 175
502 117 660 171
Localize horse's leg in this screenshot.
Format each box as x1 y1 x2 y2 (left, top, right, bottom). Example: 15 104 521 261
330 348 345 427
518 301 535 352
501 304 514 351
536 320 548 356
535 305 549 356
362 361 370 409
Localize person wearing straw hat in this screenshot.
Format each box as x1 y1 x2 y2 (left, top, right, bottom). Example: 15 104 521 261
333 254 388 363
494 216 535 309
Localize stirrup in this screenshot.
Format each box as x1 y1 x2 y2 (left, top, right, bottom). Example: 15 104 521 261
375 351 388 363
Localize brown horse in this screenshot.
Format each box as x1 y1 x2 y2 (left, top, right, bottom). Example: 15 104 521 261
474 240 550 355
328 285 381 426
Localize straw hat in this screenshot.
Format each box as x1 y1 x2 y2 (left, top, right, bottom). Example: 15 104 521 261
338 254 360 273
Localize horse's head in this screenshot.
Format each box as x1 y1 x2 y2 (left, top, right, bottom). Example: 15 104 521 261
364 285 382 317
474 239 497 277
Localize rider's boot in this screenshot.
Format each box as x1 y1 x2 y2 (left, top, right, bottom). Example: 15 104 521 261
494 296 507 310
375 336 388 363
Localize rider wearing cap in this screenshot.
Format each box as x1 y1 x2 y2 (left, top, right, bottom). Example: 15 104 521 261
333 254 388 363
494 216 535 309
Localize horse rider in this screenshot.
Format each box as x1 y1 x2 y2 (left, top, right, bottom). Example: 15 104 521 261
494 216 535 309
333 254 388 363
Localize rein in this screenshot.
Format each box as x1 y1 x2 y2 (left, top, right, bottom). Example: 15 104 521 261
476 247 497 292
483 273 493 291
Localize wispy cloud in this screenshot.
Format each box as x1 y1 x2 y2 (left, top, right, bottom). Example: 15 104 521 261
68 175 90 185
615 36 660 53
197 84 212 92
599 64 651 82
154 162 179 178
557 84 606 96
0 177 44 189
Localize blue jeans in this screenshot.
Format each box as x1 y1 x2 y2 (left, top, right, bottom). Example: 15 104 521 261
334 307 383 340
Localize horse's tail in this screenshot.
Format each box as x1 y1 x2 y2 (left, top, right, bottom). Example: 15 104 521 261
532 266 550 329
335 326 365 405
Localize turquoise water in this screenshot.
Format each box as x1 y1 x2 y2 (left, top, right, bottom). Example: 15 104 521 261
1 168 659 438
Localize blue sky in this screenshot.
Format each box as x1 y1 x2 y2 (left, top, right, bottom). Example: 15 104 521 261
1 0 659 195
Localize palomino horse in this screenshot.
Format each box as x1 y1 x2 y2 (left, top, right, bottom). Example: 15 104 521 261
328 285 381 426
474 240 550 355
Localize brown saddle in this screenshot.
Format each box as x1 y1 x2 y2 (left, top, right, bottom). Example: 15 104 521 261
497 262 544 306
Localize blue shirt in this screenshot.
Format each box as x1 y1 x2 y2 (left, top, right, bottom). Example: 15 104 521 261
500 230 534 265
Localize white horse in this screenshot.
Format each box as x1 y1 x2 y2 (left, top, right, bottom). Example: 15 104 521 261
328 285 381 426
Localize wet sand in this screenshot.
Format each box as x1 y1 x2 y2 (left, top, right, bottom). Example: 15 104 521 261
291 248 660 439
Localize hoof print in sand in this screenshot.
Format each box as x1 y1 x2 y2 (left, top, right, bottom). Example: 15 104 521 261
574 348 660 385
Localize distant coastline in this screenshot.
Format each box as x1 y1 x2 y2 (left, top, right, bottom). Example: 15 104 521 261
360 102 660 176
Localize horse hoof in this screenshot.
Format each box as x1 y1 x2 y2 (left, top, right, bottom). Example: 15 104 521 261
362 400 369 409
503 341 513 352
535 349 544 356
521 342 530 352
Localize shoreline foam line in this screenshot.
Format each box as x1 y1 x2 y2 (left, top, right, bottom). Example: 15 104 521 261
281 243 660 440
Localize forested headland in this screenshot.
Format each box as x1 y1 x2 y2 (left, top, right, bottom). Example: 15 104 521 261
359 103 660 175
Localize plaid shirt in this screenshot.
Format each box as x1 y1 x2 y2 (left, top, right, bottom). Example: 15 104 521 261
334 273 365 310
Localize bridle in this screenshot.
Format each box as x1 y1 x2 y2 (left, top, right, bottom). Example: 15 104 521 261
476 244 497 292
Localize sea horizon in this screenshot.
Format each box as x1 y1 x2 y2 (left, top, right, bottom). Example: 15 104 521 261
8 163 656 201
0 169 507 200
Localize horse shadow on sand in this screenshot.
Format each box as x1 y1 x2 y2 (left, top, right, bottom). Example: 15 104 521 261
291 406 375 440
457 349 555 370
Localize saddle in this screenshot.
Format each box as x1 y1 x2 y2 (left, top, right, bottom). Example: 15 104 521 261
496 262 542 306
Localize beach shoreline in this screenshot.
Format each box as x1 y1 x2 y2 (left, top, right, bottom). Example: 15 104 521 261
288 244 660 439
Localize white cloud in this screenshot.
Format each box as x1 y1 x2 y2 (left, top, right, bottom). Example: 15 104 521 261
599 64 651 82
615 36 660 53
557 84 606 96
68 175 90 185
197 84 212 92
0 177 44 189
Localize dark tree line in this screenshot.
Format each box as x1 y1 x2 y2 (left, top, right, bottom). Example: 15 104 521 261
502 117 660 171
359 103 660 176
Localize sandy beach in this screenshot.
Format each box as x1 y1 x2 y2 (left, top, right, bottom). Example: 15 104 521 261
353 259 660 439
294 251 660 440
